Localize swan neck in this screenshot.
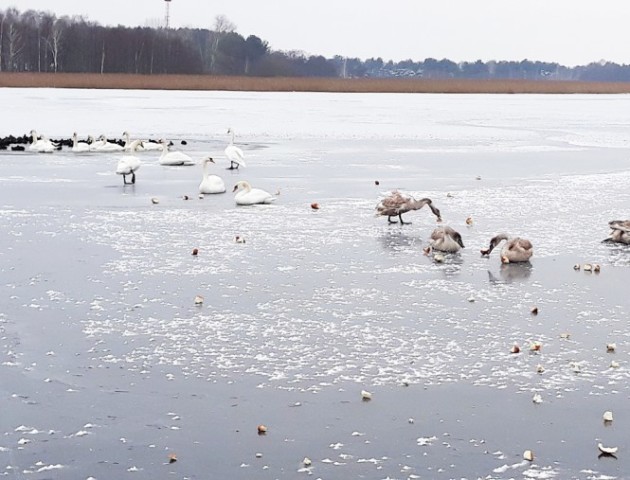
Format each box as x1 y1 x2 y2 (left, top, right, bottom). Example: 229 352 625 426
160 143 168 157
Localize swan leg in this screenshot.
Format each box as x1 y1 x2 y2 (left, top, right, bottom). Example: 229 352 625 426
131 172 136 184
227 161 236 170
387 216 398 224
122 174 129 185
399 213 411 225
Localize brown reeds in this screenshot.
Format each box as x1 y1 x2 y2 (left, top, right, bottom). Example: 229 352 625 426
2 73 630 94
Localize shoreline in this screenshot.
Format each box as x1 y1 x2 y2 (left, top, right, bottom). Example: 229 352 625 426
2 72 630 94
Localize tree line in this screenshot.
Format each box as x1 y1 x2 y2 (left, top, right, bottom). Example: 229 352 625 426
1 7 630 81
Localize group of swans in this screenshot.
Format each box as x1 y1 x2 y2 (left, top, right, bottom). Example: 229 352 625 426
377 189 630 263
113 127 273 205
376 190 535 263
197 158 274 204
30 130 164 155
123 131 163 152
422 225 531 263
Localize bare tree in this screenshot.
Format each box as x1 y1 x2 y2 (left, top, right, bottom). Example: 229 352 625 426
214 14 236 34
46 19 63 72
209 14 235 73
0 13 5 72
0 8 21 71
7 20 24 71
23 10 43 71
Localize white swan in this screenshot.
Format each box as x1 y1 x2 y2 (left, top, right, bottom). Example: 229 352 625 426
94 134 124 152
140 139 163 151
232 180 275 205
122 131 145 151
115 140 143 184
87 135 101 151
28 130 58 153
71 132 91 153
199 157 226 194
121 132 163 152
225 127 246 169
158 139 195 166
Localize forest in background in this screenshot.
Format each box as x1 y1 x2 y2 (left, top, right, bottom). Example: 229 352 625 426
2 7 630 82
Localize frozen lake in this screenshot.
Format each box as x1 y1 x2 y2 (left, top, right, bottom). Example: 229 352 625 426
1 88 630 479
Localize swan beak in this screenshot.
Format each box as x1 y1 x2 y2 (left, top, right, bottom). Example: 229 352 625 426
232 185 238 192
206 157 215 164
501 255 510 264
480 248 490 256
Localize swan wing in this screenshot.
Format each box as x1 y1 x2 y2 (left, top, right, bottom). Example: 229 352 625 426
225 145 246 166
609 220 630 233
116 156 141 174
236 188 275 205
160 151 194 166
199 175 226 194
141 141 163 151
97 142 124 152
376 192 406 215
73 143 91 153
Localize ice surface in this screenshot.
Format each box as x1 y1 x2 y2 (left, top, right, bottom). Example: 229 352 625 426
1 89 629 479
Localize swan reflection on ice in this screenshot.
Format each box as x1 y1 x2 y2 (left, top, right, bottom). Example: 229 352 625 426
487 262 533 284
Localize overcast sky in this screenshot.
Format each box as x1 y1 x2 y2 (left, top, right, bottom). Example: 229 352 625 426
0 0 628 66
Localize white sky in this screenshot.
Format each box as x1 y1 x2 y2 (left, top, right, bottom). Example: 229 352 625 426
0 0 628 66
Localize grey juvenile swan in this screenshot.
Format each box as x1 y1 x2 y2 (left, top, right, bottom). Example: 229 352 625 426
423 226 465 253
481 233 533 263
604 220 630 245
375 190 441 225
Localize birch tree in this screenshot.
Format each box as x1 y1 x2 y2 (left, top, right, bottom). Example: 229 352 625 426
46 19 63 72
209 14 235 73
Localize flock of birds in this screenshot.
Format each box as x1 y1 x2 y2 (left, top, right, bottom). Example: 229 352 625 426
15 129 630 253
374 189 630 262
21 128 274 205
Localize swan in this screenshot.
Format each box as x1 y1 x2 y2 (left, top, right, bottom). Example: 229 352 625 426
122 131 145 151
86 135 101 151
122 132 163 152
140 139 163 151
604 220 630 244
423 226 465 253
225 127 246 169
199 157 226 194
28 130 58 153
481 233 533 263
94 134 124 152
375 190 442 224
232 180 275 205
71 132 91 153
158 139 195 166
115 139 143 184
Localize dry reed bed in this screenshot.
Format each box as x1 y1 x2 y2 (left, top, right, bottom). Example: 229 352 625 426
2 73 630 94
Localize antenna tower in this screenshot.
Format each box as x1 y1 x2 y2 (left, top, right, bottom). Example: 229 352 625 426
164 0 172 29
